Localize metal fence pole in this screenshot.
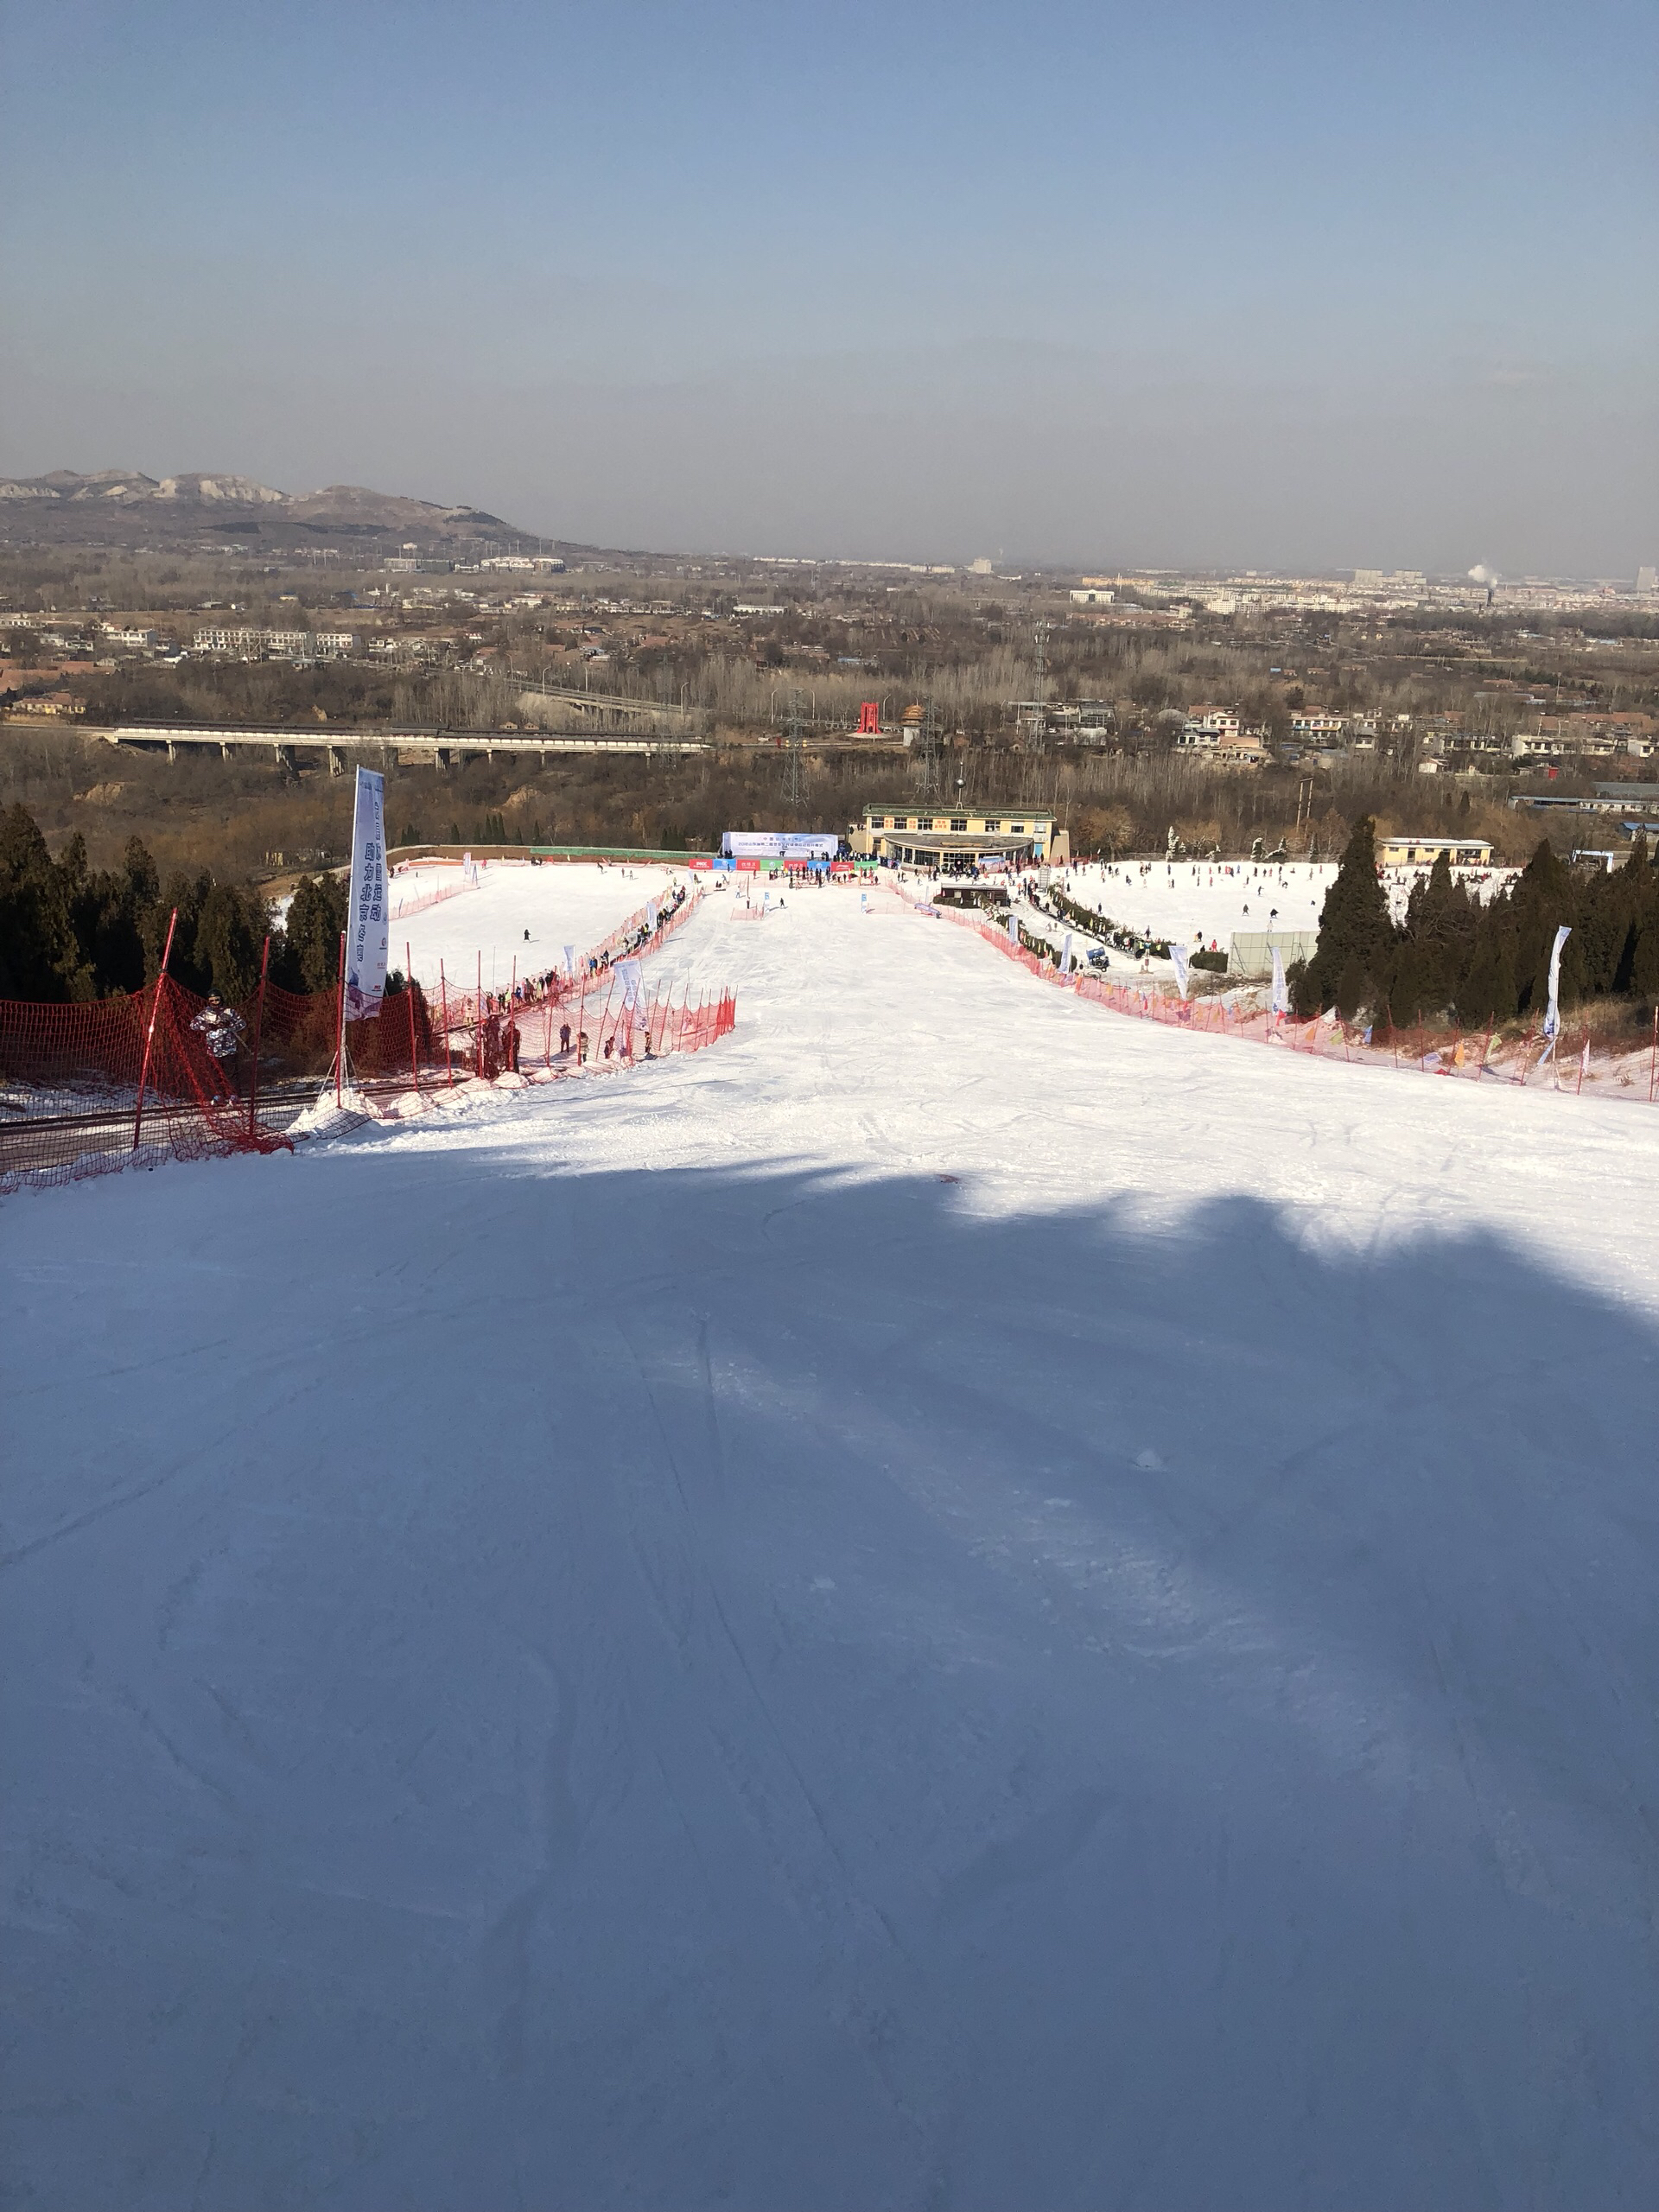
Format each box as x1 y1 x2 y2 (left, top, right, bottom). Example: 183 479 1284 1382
131 907 178 1153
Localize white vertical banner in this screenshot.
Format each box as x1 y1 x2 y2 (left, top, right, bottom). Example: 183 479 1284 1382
1061 931 1074 973
1007 911 1020 947
1543 924 1571 1038
616 957 644 1012
1270 944 1289 1016
345 767 389 1019
563 943 576 977
646 900 660 934
1170 944 1192 999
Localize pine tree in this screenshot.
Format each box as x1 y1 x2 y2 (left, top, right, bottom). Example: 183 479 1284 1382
276 873 348 993
1296 816 1395 1014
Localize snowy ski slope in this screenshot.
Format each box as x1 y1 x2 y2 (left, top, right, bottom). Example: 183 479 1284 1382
6 872 1659 2209
389 859 677 990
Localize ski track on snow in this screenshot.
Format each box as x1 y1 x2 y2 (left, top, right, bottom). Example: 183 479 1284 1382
5 869 1659 2209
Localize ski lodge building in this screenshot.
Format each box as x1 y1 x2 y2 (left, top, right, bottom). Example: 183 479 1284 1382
1376 836 1494 869
850 804 1063 870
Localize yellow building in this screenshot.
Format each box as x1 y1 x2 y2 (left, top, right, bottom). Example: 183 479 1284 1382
1377 836 1494 869
850 805 1060 869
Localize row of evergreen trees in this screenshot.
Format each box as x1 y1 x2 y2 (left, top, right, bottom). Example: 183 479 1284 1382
1293 818 1659 1027
0 803 348 1003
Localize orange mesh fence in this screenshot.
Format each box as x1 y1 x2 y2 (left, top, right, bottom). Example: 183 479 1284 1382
1 879 735 1195
899 878 1659 1103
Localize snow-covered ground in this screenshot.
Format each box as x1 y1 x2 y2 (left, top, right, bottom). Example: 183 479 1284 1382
1058 855 1338 951
1026 858 1516 958
389 859 677 992
8 883 1659 2208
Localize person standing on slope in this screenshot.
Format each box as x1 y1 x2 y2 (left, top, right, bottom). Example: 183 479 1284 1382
191 993 246 1102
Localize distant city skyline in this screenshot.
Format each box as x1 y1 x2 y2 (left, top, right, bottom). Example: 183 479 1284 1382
3 0 1654 576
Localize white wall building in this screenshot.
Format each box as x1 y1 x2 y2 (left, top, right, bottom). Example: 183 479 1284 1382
1177 709 1241 748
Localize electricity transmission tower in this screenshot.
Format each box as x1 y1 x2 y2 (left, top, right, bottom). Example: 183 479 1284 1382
781 688 808 806
1030 621 1050 752
914 694 943 801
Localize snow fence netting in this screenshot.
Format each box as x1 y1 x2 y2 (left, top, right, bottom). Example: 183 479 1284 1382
900 879 1659 1100
0 880 735 1194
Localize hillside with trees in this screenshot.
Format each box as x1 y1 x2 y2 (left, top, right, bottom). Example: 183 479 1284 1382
1294 817 1659 1030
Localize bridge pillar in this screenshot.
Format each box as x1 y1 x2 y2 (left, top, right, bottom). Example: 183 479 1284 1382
220 741 231 760
167 739 176 763
435 747 450 770
327 747 343 776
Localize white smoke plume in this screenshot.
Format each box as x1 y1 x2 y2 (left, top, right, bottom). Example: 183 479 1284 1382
1467 563 1500 586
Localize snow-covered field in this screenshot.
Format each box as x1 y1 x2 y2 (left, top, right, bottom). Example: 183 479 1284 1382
1007 858 1516 959
388 859 678 991
1059 855 1338 950
7 878 1659 2208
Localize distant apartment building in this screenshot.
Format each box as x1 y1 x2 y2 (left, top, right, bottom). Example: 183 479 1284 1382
1070 586 1115 607
193 626 356 660
99 625 158 651
1351 569 1426 592
1637 566 1657 594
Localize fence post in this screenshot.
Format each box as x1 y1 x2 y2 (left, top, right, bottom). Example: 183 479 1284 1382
440 959 454 1085
406 940 420 1094
131 906 178 1153
335 930 346 1108
1650 1005 1657 1103
246 932 270 1141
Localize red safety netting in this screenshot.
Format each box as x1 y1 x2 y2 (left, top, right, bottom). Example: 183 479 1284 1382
1 880 736 1194
898 880 1659 1103
0 975 296 1193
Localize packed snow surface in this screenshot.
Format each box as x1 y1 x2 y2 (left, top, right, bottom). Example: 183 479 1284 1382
7 871 1659 2209
389 858 675 989
1031 857 1515 959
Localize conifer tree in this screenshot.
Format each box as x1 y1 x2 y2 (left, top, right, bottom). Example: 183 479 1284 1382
1294 816 1395 1014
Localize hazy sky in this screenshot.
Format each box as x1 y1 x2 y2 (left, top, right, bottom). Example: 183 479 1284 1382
3 0 1654 574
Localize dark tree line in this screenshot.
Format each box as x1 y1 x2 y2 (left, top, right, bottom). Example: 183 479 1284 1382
0 803 346 1002
1294 817 1659 1027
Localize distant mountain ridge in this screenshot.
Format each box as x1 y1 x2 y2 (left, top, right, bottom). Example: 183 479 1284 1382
0 468 533 550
